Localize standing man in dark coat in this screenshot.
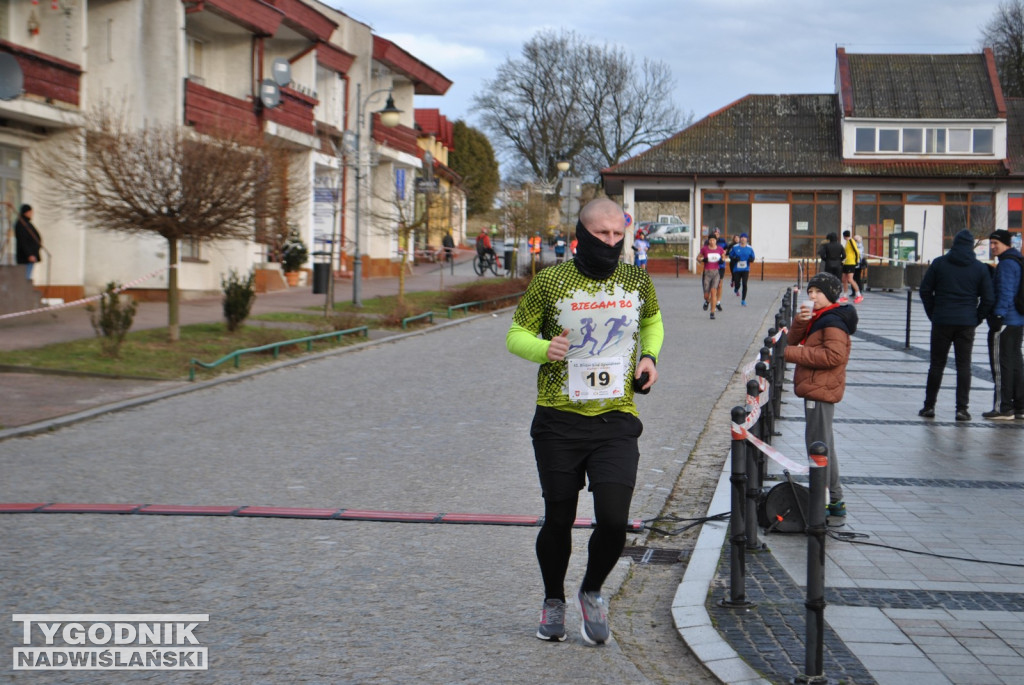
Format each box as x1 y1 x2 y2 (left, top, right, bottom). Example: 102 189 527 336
918 230 994 421
14 204 42 281
983 230 1024 420
818 232 844 279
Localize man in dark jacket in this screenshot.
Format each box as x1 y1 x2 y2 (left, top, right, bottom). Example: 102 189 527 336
818 232 844 279
983 230 1024 420
918 230 994 421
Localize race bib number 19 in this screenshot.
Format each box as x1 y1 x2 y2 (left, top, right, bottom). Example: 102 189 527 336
568 358 626 400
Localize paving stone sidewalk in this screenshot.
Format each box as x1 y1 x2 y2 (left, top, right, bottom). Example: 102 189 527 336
677 289 1024 685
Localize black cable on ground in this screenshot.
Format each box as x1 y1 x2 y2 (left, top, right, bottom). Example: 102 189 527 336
827 529 1024 568
643 511 730 536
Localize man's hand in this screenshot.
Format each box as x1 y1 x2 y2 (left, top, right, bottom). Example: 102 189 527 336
547 328 571 361
634 355 658 391
989 315 1006 332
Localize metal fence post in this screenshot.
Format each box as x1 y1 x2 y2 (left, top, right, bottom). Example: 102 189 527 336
796 440 829 684
905 287 912 350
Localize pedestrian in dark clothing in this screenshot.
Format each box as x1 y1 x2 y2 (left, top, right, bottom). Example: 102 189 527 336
983 230 1024 420
918 230 994 421
442 231 455 262
14 204 42 281
818 232 844 279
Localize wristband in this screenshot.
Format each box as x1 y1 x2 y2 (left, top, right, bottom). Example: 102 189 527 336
640 353 657 366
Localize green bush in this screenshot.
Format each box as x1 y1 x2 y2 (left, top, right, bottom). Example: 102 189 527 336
86 281 138 358
222 269 256 332
281 233 308 273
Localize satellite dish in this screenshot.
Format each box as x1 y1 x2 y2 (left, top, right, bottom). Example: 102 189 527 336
259 79 280 109
0 53 24 101
272 58 291 88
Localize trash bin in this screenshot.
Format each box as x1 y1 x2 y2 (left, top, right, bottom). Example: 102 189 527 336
311 251 331 294
504 247 515 274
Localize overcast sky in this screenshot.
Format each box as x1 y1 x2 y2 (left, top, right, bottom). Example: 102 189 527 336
328 0 1003 127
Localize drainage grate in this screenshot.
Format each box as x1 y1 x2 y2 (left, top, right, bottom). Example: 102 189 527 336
620 546 689 565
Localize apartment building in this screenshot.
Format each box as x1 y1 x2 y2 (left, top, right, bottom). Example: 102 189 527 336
0 0 461 301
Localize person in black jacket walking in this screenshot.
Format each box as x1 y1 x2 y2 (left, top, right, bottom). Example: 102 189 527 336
918 229 994 421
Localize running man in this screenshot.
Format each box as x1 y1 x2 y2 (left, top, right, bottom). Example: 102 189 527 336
506 198 663 645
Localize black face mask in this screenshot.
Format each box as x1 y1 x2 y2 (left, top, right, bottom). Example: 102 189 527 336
573 219 623 280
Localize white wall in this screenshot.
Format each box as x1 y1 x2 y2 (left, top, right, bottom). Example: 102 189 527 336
751 203 790 261
903 204 943 262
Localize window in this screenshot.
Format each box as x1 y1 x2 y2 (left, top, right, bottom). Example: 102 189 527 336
1009 194 1023 231
878 129 900 152
181 237 202 261
701 190 750 238
854 126 993 154
187 35 204 84
790 191 839 259
948 129 971 153
903 128 923 153
974 129 994 154
855 128 875 152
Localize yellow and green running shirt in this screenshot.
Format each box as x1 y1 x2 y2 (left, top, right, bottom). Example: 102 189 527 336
506 260 664 417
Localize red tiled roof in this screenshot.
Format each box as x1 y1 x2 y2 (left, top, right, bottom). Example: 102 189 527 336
373 36 452 96
372 117 420 157
317 42 355 75
265 0 337 41
182 0 283 36
414 108 454 148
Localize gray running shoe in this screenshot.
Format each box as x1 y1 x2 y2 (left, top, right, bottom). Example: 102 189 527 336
577 590 610 645
536 599 566 642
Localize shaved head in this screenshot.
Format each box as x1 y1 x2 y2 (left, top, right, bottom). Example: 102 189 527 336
579 198 623 230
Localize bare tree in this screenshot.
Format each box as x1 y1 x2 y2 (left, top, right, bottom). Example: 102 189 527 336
366 182 450 306
34 107 301 341
473 29 687 184
982 0 1024 97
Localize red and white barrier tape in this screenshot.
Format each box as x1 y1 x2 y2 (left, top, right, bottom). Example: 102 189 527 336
732 422 809 475
0 266 170 321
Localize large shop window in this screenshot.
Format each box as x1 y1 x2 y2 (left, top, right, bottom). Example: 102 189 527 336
701 191 750 238
1009 194 1024 232
853 191 994 256
702 189 838 258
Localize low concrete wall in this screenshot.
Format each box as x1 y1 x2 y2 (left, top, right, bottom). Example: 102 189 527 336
0 264 41 315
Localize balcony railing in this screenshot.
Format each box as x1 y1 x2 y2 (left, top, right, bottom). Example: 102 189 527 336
0 39 81 107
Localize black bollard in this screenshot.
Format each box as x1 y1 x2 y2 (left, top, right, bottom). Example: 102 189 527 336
719 406 755 608
796 441 829 684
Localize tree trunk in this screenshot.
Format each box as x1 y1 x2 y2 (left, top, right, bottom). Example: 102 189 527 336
167 237 179 342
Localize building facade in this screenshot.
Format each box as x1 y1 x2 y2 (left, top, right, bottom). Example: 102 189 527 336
0 0 463 302
603 49 1022 273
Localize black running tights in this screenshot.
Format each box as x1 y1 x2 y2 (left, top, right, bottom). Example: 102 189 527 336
535 483 634 601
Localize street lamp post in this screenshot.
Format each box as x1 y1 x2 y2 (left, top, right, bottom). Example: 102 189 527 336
346 83 402 307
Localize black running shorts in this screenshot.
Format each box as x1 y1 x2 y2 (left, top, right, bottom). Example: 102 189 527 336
530 405 643 501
